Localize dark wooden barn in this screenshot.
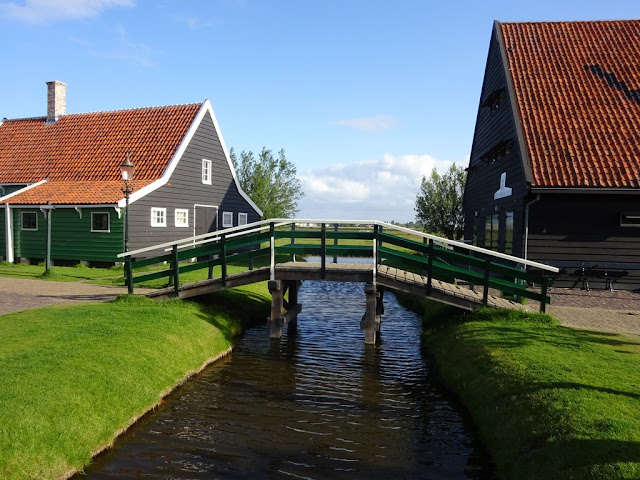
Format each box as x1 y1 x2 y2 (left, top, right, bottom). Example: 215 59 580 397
463 20 640 290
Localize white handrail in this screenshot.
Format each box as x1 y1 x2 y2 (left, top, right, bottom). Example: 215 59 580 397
118 217 559 274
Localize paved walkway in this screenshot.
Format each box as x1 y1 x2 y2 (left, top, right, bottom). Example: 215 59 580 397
0 277 151 315
548 288 640 336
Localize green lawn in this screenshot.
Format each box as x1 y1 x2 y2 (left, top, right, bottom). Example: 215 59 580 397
0 284 270 480
0 261 123 282
404 297 640 479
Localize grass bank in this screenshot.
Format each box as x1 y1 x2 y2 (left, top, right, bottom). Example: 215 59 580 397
0 283 270 480
399 295 640 479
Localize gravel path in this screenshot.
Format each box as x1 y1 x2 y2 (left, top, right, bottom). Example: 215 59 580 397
548 288 640 336
0 277 152 315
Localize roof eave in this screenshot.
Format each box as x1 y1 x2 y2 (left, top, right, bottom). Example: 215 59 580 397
531 186 640 195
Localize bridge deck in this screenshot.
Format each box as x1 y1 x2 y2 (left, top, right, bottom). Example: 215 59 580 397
148 261 528 312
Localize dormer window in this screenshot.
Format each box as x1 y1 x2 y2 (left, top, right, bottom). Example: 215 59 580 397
482 88 506 111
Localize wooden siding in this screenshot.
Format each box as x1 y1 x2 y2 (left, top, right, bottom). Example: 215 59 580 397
463 25 529 257
12 207 123 262
128 111 260 257
528 194 640 289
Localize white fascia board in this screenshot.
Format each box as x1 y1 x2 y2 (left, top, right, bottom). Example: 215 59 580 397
117 100 263 217
0 179 48 203
206 100 263 217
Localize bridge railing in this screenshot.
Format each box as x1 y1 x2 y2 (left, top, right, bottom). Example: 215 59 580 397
118 218 558 312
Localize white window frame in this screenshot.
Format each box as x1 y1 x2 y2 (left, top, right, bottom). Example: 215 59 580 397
91 212 110 233
21 211 38 231
222 211 233 228
202 159 212 185
151 207 167 227
238 212 248 226
175 208 189 227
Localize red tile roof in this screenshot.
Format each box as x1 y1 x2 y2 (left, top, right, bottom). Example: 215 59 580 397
3 180 154 205
0 103 201 204
500 20 640 188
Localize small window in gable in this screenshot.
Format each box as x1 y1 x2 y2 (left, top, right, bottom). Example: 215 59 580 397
202 159 212 185
238 213 248 226
482 139 514 165
482 88 506 111
91 212 110 232
175 209 189 227
21 211 37 231
151 208 167 227
222 211 233 228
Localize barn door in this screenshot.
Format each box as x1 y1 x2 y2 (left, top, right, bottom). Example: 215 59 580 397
195 205 218 237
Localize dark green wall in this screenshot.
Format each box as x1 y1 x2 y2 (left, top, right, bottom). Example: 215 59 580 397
13 207 123 262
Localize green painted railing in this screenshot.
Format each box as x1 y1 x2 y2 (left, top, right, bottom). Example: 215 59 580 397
118 219 559 312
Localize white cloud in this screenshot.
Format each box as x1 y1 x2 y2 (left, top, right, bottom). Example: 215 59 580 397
89 24 156 67
174 15 221 30
297 153 463 223
330 115 399 132
0 0 134 24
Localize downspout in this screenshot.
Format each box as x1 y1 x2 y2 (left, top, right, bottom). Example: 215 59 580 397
523 193 540 263
5 203 14 263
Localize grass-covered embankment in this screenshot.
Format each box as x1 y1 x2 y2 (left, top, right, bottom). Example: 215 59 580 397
401 295 640 479
0 283 269 480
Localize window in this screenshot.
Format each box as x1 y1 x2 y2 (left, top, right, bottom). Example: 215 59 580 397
621 212 640 227
472 213 479 246
485 213 499 250
91 212 110 232
21 211 37 231
151 208 167 227
175 209 189 227
202 159 212 185
505 211 514 254
238 212 248 226
222 211 233 228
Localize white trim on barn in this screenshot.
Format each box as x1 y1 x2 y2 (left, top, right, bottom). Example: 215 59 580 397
119 100 263 217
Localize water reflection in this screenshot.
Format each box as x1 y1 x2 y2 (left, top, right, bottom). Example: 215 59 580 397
78 279 492 479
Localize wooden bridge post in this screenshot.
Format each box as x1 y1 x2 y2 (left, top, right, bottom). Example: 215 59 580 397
269 280 284 338
482 256 491 306
426 239 434 295
125 256 133 294
321 223 326 279
540 277 548 313
171 244 179 298
221 234 227 287
333 224 338 263
363 283 380 345
269 222 275 281
373 224 379 287
290 223 296 262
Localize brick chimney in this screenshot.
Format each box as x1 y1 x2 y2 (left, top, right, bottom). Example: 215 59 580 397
46 81 66 123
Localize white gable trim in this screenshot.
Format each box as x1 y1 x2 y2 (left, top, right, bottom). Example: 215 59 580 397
118 100 263 217
0 179 49 203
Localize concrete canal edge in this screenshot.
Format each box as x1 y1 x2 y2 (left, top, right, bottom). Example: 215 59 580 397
62 345 234 480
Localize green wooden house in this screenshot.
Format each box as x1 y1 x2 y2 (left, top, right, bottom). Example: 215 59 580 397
0 81 261 265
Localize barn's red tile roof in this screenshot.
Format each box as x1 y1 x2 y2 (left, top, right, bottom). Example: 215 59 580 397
500 20 640 188
0 102 201 204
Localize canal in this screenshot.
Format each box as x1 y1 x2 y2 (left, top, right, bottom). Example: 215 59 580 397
80 278 493 479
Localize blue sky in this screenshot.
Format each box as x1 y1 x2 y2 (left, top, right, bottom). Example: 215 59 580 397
2 0 639 221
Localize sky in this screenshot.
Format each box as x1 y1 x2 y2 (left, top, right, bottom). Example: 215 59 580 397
2 0 640 222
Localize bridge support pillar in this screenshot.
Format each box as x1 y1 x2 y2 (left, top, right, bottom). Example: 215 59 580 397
269 280 302 339
362 283 382 345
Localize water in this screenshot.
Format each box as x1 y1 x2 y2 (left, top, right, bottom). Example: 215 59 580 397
79 277 493 479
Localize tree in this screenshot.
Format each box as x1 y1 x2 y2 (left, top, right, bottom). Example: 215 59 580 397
414 164 466 239
230 147 304 219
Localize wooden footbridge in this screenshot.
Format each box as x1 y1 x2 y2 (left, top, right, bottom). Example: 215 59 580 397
118 219 558 344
